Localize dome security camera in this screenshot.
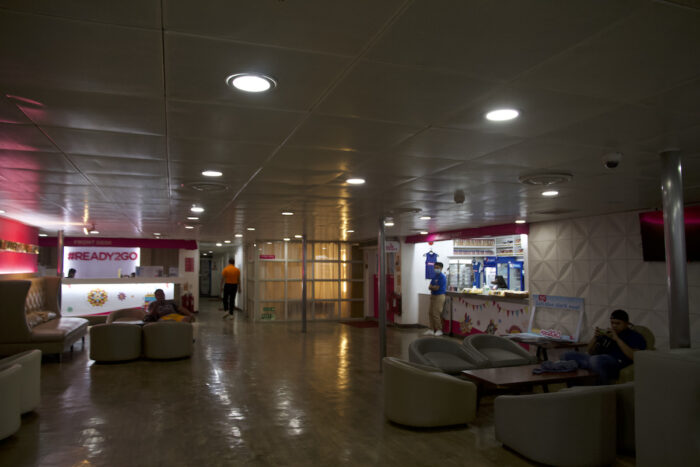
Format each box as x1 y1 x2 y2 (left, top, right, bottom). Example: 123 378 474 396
603 152 623 169
454 189 466 204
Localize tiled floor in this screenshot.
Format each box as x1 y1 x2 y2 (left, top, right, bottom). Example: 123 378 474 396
0 300 633 466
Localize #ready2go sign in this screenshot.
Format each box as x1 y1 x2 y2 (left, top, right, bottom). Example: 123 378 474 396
63 247 140 278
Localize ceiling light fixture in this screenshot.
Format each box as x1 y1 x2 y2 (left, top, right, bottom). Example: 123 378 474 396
187 216 199 220
542 190 559 197
345 230 354 233
485 108 520 122
281 211 294 216
283 238 290 242
515 219 526 224
247 227 255 231
235 234 243 238
384 220 395 227
420 231 429 235
294 234 303 238
201 170 223 177
346 178 365 185
38 233 47 237
153 233 161 236
226 73 276 93
89 230 99 235
224 240 231 244
185 225 194 229
419 216 431 220
216 242 222 247
191 206 205 213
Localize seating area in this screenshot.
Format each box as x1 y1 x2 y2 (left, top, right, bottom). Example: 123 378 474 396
0 279 88 360
0 350 41 440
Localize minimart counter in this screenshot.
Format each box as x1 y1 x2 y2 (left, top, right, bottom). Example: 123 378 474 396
61 278 180 323
443 291 531 337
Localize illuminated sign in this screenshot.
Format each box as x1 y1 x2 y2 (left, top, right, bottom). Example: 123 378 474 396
63 247 140 278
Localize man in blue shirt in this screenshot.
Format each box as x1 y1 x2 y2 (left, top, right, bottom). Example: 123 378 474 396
563 309 647 384
426 262 447 336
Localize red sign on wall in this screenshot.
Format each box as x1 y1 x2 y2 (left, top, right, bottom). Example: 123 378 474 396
259 255 275 260
185 257 194 272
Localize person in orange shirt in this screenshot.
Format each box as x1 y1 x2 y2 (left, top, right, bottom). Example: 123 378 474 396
220 258 240 319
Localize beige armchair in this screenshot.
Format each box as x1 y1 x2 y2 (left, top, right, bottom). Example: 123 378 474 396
408 337 480 374
495 385 618 466
383 357 477 427
0 350 41 414
617 324 655 383
0 364 21 440
106 308 146 324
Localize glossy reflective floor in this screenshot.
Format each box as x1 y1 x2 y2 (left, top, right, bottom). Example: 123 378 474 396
0 300 634 466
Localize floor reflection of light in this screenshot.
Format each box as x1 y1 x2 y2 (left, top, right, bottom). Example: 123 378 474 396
288 417 303 436
337 329 349 390
80 428 104 456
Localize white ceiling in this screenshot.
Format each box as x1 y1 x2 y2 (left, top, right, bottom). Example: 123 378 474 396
0 0 699 245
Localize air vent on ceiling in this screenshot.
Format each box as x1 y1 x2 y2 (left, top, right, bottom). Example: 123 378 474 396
187 182 229 193
518 173 573 186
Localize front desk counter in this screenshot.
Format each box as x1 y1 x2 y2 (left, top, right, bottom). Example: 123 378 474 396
443 291 531 338
61 278 181 324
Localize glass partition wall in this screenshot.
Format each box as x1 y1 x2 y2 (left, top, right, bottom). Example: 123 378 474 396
246 241 364 321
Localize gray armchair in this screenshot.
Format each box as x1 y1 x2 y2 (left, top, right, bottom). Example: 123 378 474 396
383 357 477 427
106 307 146 324
408 337 480 374
463 334 537 368
495 385 618 466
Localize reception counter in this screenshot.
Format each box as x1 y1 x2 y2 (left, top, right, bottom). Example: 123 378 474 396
61 278 181 321
444 291 531 338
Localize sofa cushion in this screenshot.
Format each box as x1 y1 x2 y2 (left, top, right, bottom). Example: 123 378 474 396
480 347 530 367
424 351 477 373
30 318 88 342
25 311 57 329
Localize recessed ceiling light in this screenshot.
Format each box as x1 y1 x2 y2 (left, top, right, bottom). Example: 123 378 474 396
216 242 222 247
515 219 526 224
247 227 255 231
208 250 213 253
235 234 243 238
345 230 354 233
419 216 431 220
226 73 276 93
384 220 395 227
191 206 205 213
185 225 194 229
294 234 303 238
542 190 559 197
38 233 47 237
187 216 199 220
266 242 272 245
420 231 429 235
486 108 519 122
283 238 290 242
202 170 223 177
346 178 365 185
224 240 231 244
281 211 294 216
153 233 161 236
89 230 99 235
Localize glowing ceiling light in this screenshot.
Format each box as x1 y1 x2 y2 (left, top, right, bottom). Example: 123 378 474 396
346 178 365 185
515 219 526 224
224 240 231 244
38 233 47 237
89 230 99 235
283 238 290 242
191 206 205 213
185 226 194 229
345 230 354 233
542 190 559 197
420 231 429 235
216 243 222 247
384 220 395 227
247 227 255 231
486 108 520 121
202 170 223 177
294 235 303 239
235 234 243 238
419 216 431 220
226 73 276 93
281 211 294 216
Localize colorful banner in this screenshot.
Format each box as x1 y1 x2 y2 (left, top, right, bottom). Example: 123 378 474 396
61 281 174 316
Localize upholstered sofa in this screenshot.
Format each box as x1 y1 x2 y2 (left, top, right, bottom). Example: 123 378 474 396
0 279 88 359
408 337 481 374
463 334 537 368
383 357 477 427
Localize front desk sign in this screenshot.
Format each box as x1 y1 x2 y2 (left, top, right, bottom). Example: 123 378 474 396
63 246 140 278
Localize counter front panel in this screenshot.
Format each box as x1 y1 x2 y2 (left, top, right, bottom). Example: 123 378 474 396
444 292 530 338
61 279 178 317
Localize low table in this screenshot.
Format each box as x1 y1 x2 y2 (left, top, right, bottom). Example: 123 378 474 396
461 364 596 406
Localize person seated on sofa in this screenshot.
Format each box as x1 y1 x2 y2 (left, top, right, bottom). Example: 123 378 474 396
143 289 195 323
562 309 646 385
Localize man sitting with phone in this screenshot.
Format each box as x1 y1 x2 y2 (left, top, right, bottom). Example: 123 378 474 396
562 309 646 385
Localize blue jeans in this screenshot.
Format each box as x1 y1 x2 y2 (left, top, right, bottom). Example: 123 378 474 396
562 351 622 385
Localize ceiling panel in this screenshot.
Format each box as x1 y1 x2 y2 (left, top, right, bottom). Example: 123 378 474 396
270 146 370 172
318 60 494 126
165 33 350 111
354 154 461 179
0 150 75 172
0 0 162 29
163 0 403 55
168 137 275 166
168 100 305 144
44 128 165 159
0 10 163 96
515 2 700 102
69 155 167 176
0 96 31 124
0 123 56 152
395 127 522 161
366 0 641 80
8 88 165 135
